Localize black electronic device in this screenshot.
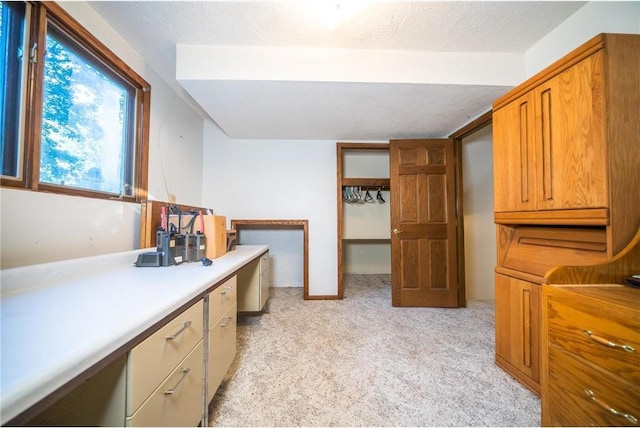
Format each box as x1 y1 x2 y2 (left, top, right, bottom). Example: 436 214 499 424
183 234 197 262
135 252 163 267
195 232 207 260
156 230 176 266
172 233 185 264
201 257 213 266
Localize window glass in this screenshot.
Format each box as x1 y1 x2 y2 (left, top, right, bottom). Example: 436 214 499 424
0 1 149 200
0 1 27 178
40 25 134 195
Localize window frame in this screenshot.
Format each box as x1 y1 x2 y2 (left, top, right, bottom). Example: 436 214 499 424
1 1 150 202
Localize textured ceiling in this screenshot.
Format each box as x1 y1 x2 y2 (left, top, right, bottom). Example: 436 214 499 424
88 1 587 140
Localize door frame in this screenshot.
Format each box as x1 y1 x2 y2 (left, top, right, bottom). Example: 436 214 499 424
449 110 493 307
336 142 390 299
335 111 492 305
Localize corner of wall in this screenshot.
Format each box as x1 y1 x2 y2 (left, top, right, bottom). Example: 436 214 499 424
524 1 640 77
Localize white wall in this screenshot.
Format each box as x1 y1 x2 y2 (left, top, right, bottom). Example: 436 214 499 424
0 2 205 269
237 229 304 287
525 1 640 77
201 122 338 296
461 126 495 301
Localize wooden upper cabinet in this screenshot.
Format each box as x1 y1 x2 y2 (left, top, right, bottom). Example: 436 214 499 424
493 91 536 212
534 51 607 211
494 49 608 213
493 34 640 243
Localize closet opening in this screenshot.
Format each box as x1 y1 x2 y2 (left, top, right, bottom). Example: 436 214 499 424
337 143 390 299
231 219 309 299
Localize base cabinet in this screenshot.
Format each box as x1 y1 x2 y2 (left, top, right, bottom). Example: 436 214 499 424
24 278 239 427
542 285 640 427
208 276 238 402
126 300 204 419
495 273 540 394
126 341 204 427
237 252 270 312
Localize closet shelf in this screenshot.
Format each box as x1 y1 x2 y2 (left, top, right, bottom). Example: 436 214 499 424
342 178 390 189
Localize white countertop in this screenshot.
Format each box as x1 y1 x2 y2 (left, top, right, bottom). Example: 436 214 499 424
0 245 268 425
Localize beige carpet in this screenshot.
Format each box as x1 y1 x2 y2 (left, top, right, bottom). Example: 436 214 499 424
208 274 540 427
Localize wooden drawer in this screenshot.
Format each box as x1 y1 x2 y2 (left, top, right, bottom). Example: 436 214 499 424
545 345 640 427
127 341 204 427
209 276 237 327
208 303 237 402
545 291 640 385
127 301 203 414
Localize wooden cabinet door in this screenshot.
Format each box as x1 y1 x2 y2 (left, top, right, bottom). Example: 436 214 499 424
495 273 540 393
534 51 608 211
493 92 536 213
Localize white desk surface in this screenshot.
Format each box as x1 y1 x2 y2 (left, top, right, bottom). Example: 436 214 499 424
0 245 268 425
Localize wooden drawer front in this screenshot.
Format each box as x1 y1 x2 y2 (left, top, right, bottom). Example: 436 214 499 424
546 298 640 385
127 341 204 427
546 346 640 427
209 276 237 327
500 226 608 277
127 302 203 413
208 304 237 402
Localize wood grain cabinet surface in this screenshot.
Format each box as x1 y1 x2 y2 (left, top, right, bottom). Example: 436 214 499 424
492 33 640 394
495 273 541 393
542 285 640 427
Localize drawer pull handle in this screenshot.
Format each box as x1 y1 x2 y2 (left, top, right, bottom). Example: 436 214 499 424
221 286 232 295
221 316 233 328
585 389 638 424
165 321 192 340
164 368 191 395
583 330 636 353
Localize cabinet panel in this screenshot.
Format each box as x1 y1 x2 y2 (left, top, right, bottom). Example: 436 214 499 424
493 91 536 213
534 51 608 211
495 274 540 392
208 304 237 402
237 254 269 312
127 302 203 413
127 341 204 427
210 276 237 327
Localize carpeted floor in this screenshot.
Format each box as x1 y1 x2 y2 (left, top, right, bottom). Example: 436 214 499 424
208 274 540 427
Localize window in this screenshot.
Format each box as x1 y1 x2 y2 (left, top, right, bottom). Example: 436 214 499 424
0 1 150 201
0 1 27 177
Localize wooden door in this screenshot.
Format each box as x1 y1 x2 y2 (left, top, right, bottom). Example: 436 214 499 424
493 91 536 213
389 139 459 307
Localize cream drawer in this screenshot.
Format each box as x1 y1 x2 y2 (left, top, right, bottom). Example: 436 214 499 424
208 304 237 402
209 276 236 327
546 297 640 385
260 253 269 273
127 301 203 413
126 340 204 427
546 345 640 427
